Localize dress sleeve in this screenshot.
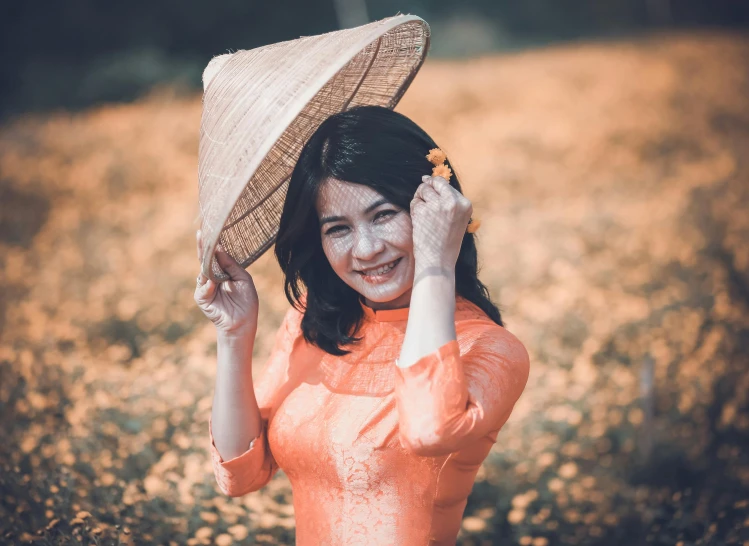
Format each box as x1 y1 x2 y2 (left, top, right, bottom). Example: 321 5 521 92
394 325 530 457
208 302 303 497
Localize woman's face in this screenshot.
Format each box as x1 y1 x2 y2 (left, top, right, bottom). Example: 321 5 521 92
316 177 415 309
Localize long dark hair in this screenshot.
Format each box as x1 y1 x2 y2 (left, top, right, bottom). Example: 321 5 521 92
274 105 503 355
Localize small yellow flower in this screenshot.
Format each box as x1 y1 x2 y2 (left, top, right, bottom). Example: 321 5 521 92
424 146 477 233
431 163 452 181
426 148 447 166
466 217 481 234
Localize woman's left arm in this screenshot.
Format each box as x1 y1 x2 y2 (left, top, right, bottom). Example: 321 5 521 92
396 175 530 456
396 317 530 456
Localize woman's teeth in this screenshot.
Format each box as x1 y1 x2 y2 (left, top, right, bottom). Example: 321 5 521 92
361 259 399 276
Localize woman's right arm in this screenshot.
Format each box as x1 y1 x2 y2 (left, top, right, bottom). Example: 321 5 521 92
208 302 302 496
208 331 270 496
194 230 277 497
211 331 260 461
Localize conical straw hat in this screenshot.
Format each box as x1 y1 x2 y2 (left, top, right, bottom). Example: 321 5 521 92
198 14 431 281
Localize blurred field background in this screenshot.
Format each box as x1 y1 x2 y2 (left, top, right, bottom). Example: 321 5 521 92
1 2 749 545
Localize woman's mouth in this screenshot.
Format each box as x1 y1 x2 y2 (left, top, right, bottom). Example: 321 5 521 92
358 257 402 283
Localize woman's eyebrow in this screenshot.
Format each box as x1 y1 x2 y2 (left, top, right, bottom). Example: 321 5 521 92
319 198 390 226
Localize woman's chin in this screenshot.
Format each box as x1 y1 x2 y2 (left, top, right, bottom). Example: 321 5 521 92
360 287 402 302
356 279 412 305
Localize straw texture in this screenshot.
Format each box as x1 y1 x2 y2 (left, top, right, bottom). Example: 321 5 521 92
198 14 431 281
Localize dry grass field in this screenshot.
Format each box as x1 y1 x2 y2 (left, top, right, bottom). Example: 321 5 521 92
1 30 748 545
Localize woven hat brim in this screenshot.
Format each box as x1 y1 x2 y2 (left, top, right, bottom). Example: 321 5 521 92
198 14 430 281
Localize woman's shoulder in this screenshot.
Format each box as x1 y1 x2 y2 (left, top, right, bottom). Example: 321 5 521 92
278 292 307 337
271 292 326 364
455 297 529 366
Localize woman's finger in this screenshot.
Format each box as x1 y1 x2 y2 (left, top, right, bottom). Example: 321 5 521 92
194 275 215 303
412 182 426 203
419 182 440 202
426 175 451 196
410 194 425 215
215 244 246 280
414 178 439 201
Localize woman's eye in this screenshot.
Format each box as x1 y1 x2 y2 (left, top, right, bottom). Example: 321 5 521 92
325 225 347 235
375 210 397 221
324 210 397 236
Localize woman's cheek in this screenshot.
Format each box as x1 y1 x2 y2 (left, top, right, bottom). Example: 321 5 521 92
322 237 350 271
392 216 414 251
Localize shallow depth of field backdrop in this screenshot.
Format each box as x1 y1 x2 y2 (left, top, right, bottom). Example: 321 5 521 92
1 2 748 545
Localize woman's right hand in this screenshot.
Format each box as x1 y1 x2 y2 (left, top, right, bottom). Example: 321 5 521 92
194 230 259 339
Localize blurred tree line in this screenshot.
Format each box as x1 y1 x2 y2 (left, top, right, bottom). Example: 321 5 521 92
1 0 747 118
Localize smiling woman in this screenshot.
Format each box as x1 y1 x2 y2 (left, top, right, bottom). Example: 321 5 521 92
202 104 530 545
317 179 414 307
275 104 503 356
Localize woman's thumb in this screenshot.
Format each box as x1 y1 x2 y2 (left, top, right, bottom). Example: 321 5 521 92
215 244 244 278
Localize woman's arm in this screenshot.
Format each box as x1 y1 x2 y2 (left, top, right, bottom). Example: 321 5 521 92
211 332 261 462
396 264 457 369
194 230 286 497
395 321 530 457
208 305 301 496
398 172 469 369
396 174 530 456
395 263 530 459
209 329 277 498
395 270 530 457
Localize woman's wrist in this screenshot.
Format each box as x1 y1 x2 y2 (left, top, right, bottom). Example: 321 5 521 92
399 258 457 368
217 327 256 349
216 333 255 376
413 257 456 285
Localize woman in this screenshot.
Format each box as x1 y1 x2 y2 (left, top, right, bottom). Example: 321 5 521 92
194 105 530 545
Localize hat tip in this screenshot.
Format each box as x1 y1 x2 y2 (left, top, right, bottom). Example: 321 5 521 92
202 53 234 91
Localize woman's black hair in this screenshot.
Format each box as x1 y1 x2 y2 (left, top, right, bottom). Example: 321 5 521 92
274 104 503 355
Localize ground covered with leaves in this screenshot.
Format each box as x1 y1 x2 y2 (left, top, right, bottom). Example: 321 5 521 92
1 30 748 545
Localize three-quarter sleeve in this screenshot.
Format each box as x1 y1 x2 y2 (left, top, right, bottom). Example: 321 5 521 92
208 302 304 497
394 326 530 457
208 415 275 497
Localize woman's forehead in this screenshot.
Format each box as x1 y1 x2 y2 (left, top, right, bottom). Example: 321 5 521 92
316 178 385 216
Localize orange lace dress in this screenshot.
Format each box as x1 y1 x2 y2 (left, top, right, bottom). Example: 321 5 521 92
208 294 530 545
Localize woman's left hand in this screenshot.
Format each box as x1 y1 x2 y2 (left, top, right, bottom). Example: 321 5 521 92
410 175 473 274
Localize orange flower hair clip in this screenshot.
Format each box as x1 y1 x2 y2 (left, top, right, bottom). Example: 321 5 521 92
426 147 452 181
425 147 481 234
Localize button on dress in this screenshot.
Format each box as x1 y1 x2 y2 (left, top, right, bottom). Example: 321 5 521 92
208 293 530 545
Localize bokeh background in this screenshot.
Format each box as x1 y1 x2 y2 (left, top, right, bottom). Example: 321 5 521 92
1 2 749 545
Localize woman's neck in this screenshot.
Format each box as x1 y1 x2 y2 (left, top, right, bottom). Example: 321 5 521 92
361 287 412 310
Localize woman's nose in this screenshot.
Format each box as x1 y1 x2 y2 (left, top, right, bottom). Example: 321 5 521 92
352 228 385 260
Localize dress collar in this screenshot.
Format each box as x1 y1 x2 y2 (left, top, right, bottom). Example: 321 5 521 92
359 296 410 322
